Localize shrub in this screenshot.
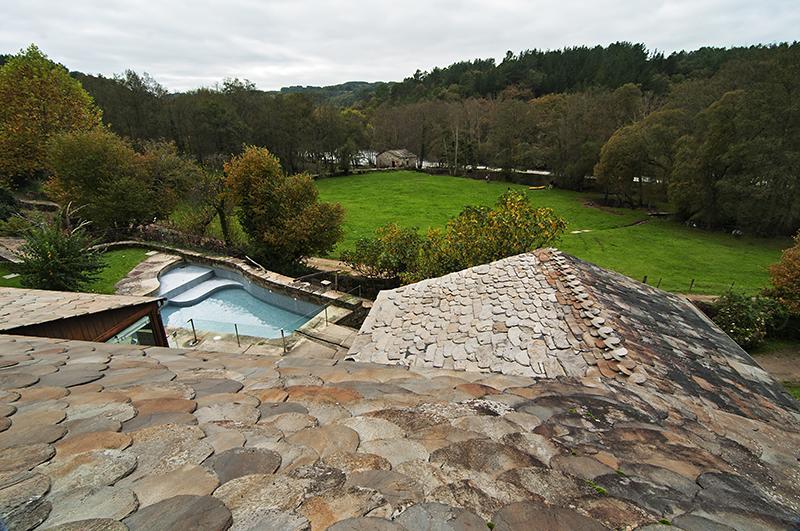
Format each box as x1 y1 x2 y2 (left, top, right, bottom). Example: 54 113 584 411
341 223 423 279
16 205 104 291
407 190 566 282
0 211 36 237
711 293 788 349
225 146 344 268
0 183 18 221
769 232 800 314
341 190 567 284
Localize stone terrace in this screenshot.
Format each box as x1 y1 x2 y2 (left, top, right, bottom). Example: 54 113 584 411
0 327 799 529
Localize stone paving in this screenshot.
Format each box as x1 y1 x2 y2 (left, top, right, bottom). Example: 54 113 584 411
349 249 644 382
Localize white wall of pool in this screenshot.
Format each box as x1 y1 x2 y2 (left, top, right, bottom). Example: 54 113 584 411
158 263 322 339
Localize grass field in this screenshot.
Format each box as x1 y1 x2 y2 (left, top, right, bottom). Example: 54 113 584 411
0 247 148 294
316 171 790 295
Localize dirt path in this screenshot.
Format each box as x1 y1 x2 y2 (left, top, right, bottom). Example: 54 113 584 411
305 256 358 275
755 351 800 383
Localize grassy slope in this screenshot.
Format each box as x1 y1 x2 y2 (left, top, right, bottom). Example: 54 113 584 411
316 171 789 295
0 247 148 294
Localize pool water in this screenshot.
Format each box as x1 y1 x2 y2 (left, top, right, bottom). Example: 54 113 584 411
161 287 308 338
158 264 321 339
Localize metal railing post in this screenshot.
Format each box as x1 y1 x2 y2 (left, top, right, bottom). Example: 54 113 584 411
325 306 328 325
188 319 198 346
234 323 240 347
281 329 287 354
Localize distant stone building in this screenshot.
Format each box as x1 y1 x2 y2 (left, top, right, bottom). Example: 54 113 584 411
376 149 418 169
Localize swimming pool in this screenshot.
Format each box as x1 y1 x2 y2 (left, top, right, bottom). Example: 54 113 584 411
158 263 322 339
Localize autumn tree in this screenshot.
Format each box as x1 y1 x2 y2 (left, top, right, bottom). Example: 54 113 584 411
345 191 566 283
225 146 344 268
769 233 800 314
0 45 101 186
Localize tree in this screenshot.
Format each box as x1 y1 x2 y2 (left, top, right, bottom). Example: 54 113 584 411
225 146 344 268
0 45 101 186
769 232 800 314
16 204 104 291
180 155 237 249
528 86 642 189
135 139 203 218
670 83 800 234
46 128 198 232
594 109 688 206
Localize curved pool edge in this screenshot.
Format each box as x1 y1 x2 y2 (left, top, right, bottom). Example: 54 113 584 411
107 241 365 312
110 242 367 348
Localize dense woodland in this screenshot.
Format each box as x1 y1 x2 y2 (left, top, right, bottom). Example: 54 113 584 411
1 42 799 236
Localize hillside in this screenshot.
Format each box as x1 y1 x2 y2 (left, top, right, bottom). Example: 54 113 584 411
276 81 390 106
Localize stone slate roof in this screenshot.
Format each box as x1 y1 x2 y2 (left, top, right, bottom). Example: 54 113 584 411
0 250 799 530
0 287 162 332
0 328 798 529
380 149 417 159
348 250 644 381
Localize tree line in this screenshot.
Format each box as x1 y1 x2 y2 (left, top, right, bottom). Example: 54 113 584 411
1 42 799 236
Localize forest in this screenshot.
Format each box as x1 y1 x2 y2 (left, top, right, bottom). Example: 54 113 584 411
1 41 798 236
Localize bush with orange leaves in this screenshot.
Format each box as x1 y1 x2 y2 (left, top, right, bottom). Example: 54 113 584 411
769 232 800 315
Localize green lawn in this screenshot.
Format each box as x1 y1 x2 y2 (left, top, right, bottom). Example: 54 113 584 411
316 171 789 295
785 383 800 400
0 247 148 294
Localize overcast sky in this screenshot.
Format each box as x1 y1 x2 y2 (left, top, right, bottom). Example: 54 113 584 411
2 0 798 92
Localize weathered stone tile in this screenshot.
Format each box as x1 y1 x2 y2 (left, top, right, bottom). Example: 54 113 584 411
123 494 232 531
287 425 359 457
120 424 213 483
204 447 281 484
40 486 138 527
40 449 137 493
129 464 219 507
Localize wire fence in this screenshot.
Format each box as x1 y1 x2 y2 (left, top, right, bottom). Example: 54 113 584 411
638 274 742 296
183 282 364 352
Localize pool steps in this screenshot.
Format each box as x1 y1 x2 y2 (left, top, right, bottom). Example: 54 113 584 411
168 278 242 307
158 266 214 299
158 262 325 332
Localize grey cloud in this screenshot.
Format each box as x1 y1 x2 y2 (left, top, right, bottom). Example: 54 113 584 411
1 0 798 91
